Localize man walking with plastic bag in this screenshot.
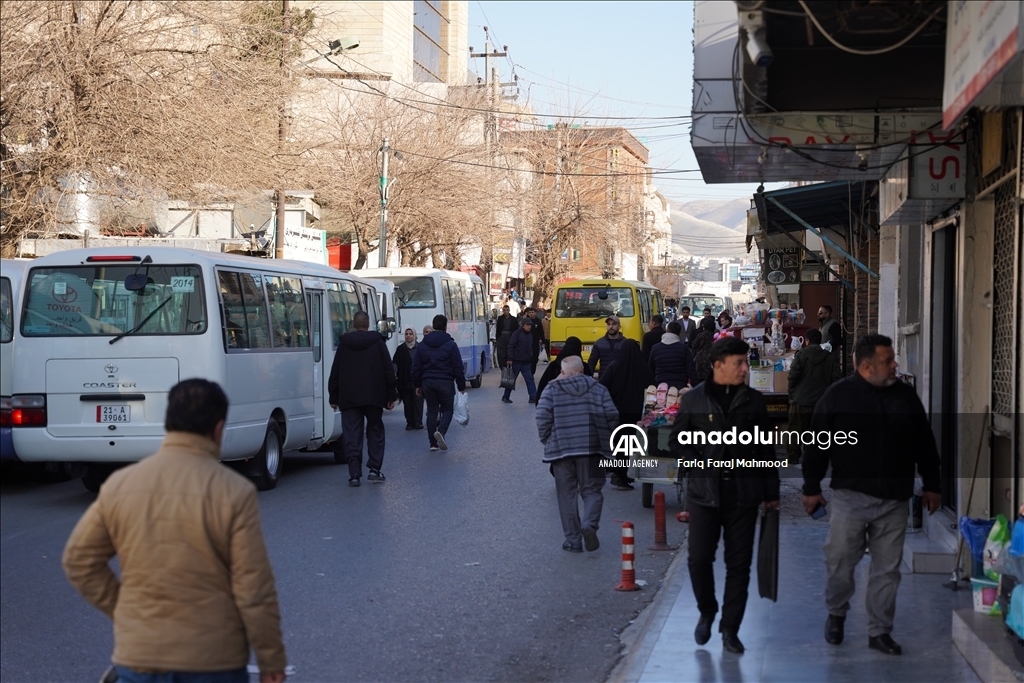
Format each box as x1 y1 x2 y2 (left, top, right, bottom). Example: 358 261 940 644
412 314 466 451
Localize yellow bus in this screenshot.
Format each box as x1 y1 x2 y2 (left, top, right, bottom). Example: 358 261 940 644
549 279 664 364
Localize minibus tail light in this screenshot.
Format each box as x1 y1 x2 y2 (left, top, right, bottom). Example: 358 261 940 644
549 341 564 357
11 395 46 427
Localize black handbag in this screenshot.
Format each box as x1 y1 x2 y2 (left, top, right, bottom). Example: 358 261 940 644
500 365 516 390
757 507 779 602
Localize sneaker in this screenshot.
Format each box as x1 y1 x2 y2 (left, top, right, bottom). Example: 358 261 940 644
429 446 440 452
434 431 447 450
405 425 416 430
582 527 599 552
501 397 513 404
562 541 583 553
348 478 361 487
367 469 385 483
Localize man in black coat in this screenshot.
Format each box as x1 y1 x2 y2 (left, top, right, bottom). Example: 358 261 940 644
392 327 424 430
494 305 518 368
670 336 780 655
502 317 538 404
641 314 666 360
525 308 544 376
648 321 698 390
329 311 398 487
785 328 840 461
589 315 626 378
802 334 941 656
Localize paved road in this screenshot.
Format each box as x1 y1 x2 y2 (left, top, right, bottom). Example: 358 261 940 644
1 369 684 682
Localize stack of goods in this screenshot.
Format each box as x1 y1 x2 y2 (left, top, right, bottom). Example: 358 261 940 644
638 383 686 427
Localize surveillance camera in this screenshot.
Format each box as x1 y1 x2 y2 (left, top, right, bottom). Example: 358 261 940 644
745 31 773 68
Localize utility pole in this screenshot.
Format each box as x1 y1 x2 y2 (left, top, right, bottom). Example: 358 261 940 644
378 138 390 268
469 31 507 148
275 0 291 259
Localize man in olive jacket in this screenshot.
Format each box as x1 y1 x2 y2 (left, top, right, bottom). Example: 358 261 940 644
63 379 287 683
670 337 780 655
786 328 841 461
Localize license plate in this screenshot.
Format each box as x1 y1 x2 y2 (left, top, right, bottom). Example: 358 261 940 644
97 405 130 423
583 345 592 353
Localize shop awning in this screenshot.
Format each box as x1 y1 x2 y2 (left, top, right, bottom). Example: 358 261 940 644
753 181 878 281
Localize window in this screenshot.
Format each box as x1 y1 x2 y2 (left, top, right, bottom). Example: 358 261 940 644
638 290 652 325
455 281 470 321
390 276 435 307
326 280 362 348
0 277 12 343
310 294 322 363
23 265 207 338
218 271 272 350
571 247 581 262
413 0 446 82
553 287 636 318
264 275 308 348
474 283 486 320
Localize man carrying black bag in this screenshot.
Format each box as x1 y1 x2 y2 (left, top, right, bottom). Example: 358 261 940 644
670 337 780 654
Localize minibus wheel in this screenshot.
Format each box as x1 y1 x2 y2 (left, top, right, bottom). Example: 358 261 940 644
253 421 283 491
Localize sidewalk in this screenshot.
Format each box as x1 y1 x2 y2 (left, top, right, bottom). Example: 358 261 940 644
612 483 979 683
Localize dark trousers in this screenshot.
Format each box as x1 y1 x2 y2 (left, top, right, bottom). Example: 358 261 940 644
502 362 537 400
496 332 512 368
687 479 760 633
340 405 385 479
530 343 541 376
401 386 424 428
787 403 814 461
423 379 455 447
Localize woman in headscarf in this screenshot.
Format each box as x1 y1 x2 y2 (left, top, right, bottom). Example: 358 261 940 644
536 336 590 402
691 316 717 383
599 339 655 490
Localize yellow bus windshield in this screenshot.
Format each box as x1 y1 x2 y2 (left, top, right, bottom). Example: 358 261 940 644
554 287 635 318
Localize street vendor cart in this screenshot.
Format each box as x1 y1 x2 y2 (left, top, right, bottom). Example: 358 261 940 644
629 425 686 509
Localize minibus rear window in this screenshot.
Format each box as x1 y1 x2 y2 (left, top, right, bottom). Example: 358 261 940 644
22 266 206 337
554 287 635 318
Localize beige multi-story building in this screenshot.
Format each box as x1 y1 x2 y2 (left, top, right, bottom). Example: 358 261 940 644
297 0 468 86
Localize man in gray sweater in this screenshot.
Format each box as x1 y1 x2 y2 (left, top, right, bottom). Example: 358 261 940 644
536 356 619 553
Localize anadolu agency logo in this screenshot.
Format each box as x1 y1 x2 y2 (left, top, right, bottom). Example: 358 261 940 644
601 424 659 469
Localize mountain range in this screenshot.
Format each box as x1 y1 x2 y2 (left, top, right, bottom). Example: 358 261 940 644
667 198 752 260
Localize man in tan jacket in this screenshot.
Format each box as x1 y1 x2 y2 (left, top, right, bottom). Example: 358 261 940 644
63 379 287 683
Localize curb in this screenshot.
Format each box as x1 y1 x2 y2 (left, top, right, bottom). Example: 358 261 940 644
607 529 690 683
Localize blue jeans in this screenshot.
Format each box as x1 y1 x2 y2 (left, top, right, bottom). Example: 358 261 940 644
422 379 455 446
502 362 537 400
114 667 249 683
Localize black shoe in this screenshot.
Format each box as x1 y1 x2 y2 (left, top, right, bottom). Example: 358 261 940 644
415 424 425 429
694 614 714 645
348 478 361 487
367 469 385 483
582 527 599 552
825 614 845 645
722 631 745 654
405 425 415 430
528 396 537 404
868 634 902 655
562 541 583 553
501 397 513 404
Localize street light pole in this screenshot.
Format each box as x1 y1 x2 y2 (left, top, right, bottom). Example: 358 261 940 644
378 138 390 267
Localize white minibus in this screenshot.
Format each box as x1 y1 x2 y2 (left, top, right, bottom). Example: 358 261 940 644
1 259 32 461
358 268 491 387
11 247 389 491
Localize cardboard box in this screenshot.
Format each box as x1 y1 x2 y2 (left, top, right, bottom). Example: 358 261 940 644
774 370 789 394
749 368 774 392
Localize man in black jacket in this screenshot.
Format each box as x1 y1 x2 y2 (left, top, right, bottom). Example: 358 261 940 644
670 337 780 655
589 315 626 378
641 314 666 360
525 308 544 376
502 317 538 404
411 315 467 452
329 311 398 486
802 334 941 656
494 305 518 368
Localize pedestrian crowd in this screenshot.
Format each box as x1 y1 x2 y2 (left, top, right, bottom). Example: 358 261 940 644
59 292 939 678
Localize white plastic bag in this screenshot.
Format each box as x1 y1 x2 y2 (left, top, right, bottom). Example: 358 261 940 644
453 390 470 427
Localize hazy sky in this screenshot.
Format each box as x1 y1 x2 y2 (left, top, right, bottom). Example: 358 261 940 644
468 0 763 205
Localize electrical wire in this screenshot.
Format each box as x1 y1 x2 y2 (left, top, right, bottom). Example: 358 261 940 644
798 0 944 56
